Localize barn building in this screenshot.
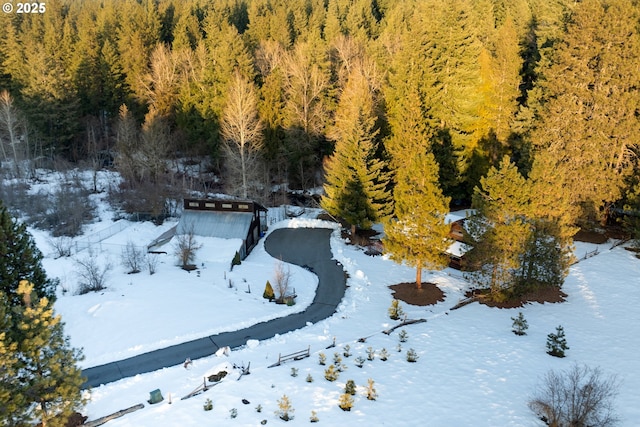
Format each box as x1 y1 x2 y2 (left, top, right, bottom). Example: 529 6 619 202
147 199 268 259
175 198 268 260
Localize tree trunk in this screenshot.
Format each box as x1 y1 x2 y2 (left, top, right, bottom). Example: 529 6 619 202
415 264 422 289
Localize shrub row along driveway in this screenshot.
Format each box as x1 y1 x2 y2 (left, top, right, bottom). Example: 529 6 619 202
81 227 346 388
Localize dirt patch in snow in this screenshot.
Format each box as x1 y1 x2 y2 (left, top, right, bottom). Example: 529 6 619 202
465 287 567 309
389 282 445 306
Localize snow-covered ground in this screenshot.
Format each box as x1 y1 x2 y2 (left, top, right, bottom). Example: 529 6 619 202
22 170 640 426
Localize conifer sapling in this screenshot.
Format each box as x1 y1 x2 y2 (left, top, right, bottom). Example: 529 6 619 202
276 395 294 421
546 325 569 358
366 378 378 400
345 379 357 395
338 393 354 411
388 299 405 320
511 312 528 335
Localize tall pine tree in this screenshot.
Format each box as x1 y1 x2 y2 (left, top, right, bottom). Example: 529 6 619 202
530 0 640 225
0 201 57 308
12 281 86 427
384 152 451 288
321 64 390 234
0 292 28 427
465 157 531 299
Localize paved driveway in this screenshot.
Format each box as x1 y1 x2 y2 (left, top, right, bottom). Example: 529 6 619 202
81 227 346 388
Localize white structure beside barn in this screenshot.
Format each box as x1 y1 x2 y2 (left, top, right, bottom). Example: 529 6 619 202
148 198 268 260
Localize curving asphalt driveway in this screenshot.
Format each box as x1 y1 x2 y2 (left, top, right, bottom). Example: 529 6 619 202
81 228 346 389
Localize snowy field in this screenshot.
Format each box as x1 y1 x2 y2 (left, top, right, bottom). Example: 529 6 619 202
22 170 640 426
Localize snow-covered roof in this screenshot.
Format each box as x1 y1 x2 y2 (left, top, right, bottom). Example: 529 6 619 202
446 241 472 258
176 210 253 240
445 209 475 224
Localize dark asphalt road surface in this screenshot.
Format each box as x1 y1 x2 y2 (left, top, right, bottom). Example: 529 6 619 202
81 227 346 389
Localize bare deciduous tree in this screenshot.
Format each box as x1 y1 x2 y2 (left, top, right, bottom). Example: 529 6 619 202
75 253 111 294
273 259 292 303
173 226 202 269
146 252 159 275
529 364 620 427
221 71 264 199
0 90 30 178
121 240 144 274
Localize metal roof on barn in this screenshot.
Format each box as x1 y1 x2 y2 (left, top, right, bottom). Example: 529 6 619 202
176 210 254 240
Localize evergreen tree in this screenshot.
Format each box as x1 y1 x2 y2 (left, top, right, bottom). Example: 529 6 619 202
546 325 569 358
511 311 528 336
0 202 57 308
0 292 28 427
13 281 86 427
465 157 531 300
530 0 640 225
387 299 404 320
321 64 390 234
263 280 274 300
384 151 451 288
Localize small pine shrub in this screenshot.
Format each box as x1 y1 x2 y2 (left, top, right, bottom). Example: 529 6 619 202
343 344 351 358
255 404 262 413
310 410 319 423
306 374 314 383
344 379 357 395
398 329 409 343
276 394 294 422
333 352 343 366
291 367 298 377
388 299 405 320
263 280 274 300
338 393 354 411
366 347 375 361
203 398 213 411
231 251 241 269
229 408 238 419
396 344 402 353
366 378 378 401
354 356 365 368
406 348 419 363
379 348 389 361
324 364 339 382
318 352 326 365
546 325 569 358
511 312 529 336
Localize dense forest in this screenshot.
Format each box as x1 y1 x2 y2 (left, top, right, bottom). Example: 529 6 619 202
0 0 639 236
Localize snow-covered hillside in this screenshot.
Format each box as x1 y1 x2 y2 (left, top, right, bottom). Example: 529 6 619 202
23 170 640 426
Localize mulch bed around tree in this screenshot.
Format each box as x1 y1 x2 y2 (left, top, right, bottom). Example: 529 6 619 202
389 282 445 306
465 287 567 309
